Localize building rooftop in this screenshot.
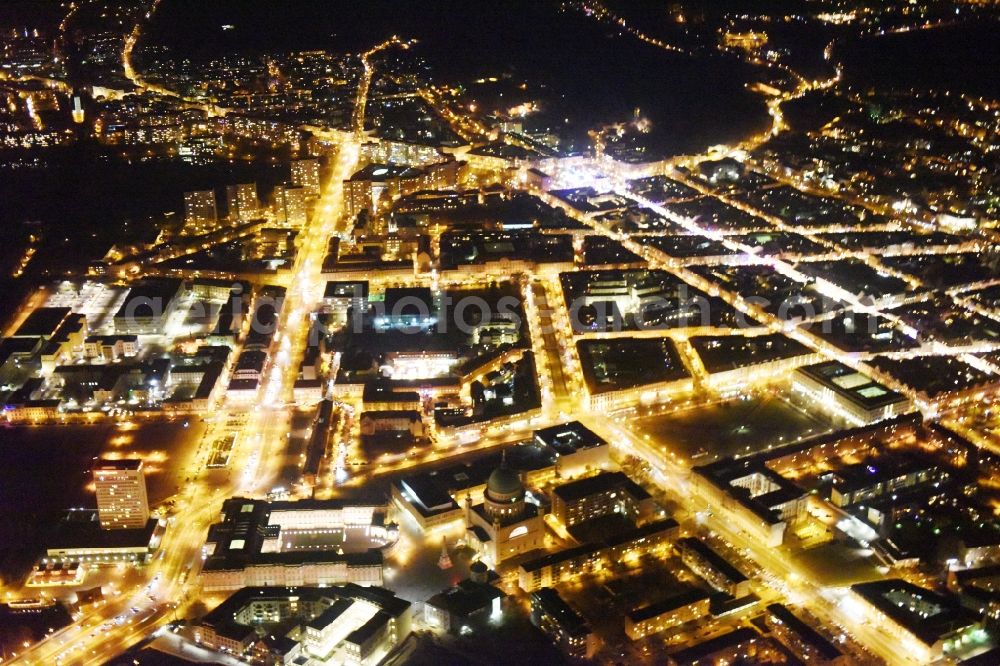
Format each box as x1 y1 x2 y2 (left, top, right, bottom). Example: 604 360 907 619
796 360 907 410
851 579 980 647
198 584 410 646
552 471 649 503
666 627 761 665
46 510 157 552
533 421 606 455
350 163 421 181
766 603 843 661
691 333 812 374
346 610 392 646
627 588 711 623
12 307 73 339
427 579 505 619
382 287 435 316
530 587 591 638
93 459 143 472
395 441 557 518
202 496 388 572
324 280 369 300
487 463 524 497
363 382 421 403
677 538 747 585
830 452 939 495
306 598 353 631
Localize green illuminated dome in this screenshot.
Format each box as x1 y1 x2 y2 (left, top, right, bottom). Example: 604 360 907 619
486 465 523 497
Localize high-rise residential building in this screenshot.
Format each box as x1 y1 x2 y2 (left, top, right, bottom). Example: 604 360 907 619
226 183 260 221
344 161 463 220
183 190 218 226
276 185 308 227
290 159 321 199
93 459 149 530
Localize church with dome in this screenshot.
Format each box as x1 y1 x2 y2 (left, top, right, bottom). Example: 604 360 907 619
464 453 545 566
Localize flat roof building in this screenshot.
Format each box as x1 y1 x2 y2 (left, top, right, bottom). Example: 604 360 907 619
794 360 911 425
533 421 610 477
378 287 435 328
626 588 712 640
44 509 159 565
551 471 653 528
276 184 309 227
677 537 751 598
765 603 850 666
189 584 411 665
850 579 982 662
12 307 74 340
324 281 369 324
425 579 505 634
291 158 321 198
93 459 149 530
201 496 395 591
530 587 597 659
225 183 259 221
113 279 187 335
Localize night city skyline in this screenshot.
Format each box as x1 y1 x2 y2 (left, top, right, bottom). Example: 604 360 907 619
1 2 1000 665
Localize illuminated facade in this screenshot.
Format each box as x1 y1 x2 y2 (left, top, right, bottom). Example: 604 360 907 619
93 459 149 530
189 585 412 665
225 183 260 221
518 519 679 592
201 497 396 592
291 158 322 198
276 184 309 227
530 587 597 659
551 471 654 528
344 161 464 219
625 589 711 640
464 456 545 566
183 189 218 226
793 361 912 425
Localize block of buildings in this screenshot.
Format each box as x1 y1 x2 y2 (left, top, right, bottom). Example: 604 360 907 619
677 538 751 598
850 579 982 662
666 627 771 666
532 421 610 478
188 584 411 665
518 518 679 592
344 161 463 220
113 279 187 335
625 589 712 640
529 587 598 659
551 471 654 528
794 360 912 425
201 497 396 591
